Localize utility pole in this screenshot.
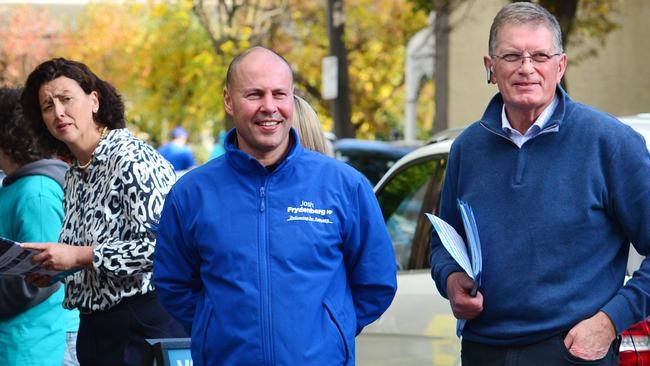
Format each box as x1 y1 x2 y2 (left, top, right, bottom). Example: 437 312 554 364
433 8 449 134
326 0 353 138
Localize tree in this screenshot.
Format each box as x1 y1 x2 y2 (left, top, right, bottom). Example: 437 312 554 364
192 0 289 55
0 5 65 86
6 0 430 150
280 0 430 139
60 1 225 160
193 0 430 139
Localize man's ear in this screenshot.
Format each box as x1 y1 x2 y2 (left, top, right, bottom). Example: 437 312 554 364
483 55 494 84
556 53 568 83
223 87 233 115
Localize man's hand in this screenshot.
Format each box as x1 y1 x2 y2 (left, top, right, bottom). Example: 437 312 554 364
446 272 483 320
564 311 616 360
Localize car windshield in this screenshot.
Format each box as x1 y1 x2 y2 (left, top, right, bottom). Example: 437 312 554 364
376 154 447 270
334 139 419 185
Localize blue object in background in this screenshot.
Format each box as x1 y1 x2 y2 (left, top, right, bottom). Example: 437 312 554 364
167 349 192 366
209 130 227 160
141 338 192 366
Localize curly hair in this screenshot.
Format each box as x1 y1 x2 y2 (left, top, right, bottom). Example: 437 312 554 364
20 58 126 160
0 87 51 165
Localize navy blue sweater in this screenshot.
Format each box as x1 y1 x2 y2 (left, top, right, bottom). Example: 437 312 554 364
431 87 650 345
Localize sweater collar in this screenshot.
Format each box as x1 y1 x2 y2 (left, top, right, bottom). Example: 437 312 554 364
480 86 570 133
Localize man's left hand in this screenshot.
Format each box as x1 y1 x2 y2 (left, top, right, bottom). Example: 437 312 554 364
564 311 616 360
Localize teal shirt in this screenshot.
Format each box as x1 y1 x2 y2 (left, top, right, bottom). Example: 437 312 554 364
0 174 78 365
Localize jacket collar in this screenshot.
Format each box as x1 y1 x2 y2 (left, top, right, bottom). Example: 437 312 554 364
224 127 303 174
480 86 570 133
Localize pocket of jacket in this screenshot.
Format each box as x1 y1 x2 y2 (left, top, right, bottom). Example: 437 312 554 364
193 298 214 366
323 298 350 364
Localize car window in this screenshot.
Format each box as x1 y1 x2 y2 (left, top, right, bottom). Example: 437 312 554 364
376 154 448 270
334 139 420 185
337 154 396 185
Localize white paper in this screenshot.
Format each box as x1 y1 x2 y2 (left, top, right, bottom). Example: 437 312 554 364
0 237 58 276
425 213 474 278
426 199 484 337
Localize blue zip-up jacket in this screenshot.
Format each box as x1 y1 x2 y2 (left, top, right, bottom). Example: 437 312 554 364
431 87 650 345
154 129 397 365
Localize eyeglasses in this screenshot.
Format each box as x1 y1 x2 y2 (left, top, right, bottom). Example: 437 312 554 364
492 52 561 64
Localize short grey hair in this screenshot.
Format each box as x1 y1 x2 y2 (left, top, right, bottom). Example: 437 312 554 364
488 2 563 55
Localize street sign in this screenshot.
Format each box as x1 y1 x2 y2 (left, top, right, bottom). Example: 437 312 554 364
322 56 338 100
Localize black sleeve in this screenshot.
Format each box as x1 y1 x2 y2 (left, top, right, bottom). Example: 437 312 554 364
0 276 61 319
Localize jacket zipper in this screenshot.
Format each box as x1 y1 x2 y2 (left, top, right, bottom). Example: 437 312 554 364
480 122 559 185
480 122 519 147
258 184 274 364
480 121 559 145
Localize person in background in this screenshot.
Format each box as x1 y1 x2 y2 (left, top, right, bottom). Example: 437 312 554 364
0 86 79 366
153 46 397 365
430 3 650 365
19 58 186 366
158 126 195 171
292 94 333 156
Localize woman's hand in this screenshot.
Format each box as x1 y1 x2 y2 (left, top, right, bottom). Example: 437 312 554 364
21 243 92 271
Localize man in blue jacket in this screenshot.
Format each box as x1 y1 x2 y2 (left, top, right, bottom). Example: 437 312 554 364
157 126 195 171
153 47 397 366
430 3 650 365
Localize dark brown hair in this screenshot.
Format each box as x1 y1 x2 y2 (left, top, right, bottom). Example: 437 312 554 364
20 57 126 159
0 87 51 165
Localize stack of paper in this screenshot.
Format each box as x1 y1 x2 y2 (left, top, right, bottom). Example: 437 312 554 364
0 236 80 284
425 199 483 336
457 200 482 296
0 236 56 276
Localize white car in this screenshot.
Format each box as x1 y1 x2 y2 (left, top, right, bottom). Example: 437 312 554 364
356 114 650 366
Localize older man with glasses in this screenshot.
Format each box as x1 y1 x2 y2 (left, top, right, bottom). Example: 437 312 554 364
429 2 650 365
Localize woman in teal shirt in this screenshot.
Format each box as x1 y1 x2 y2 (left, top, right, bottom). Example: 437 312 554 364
0 87 78 366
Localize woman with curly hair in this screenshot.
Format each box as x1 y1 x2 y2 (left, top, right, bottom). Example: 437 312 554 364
20 58 185 366
0 86 77 365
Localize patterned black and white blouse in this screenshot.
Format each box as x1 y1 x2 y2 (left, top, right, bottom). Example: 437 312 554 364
60 128 175 313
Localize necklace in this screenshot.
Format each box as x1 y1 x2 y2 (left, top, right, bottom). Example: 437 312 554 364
77 126 109 170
